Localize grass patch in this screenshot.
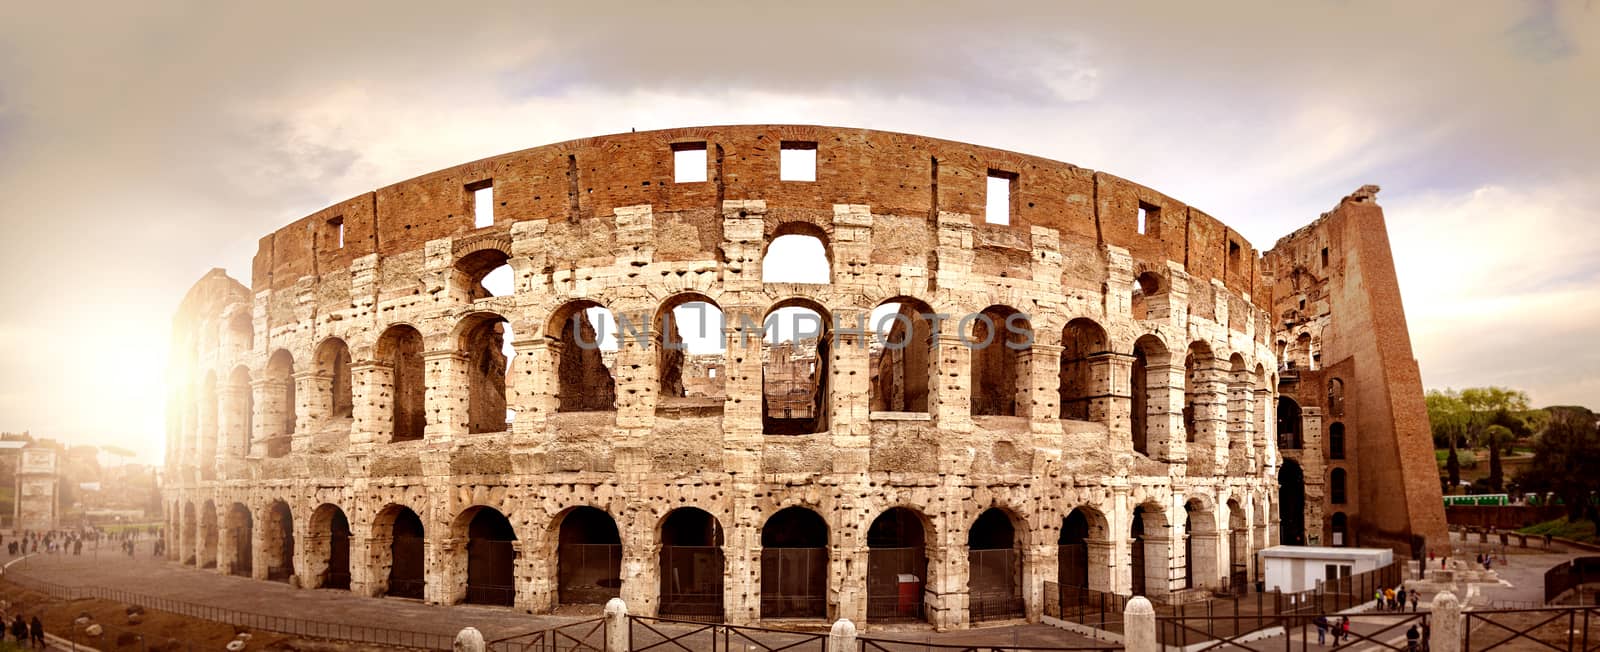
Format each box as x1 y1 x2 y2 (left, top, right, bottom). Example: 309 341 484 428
1519 517 1598 543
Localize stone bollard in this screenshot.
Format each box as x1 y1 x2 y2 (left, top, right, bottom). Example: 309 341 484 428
827 618 857 652
1125 596 1157 652
605 598 629 652
454 626 485 652
1431 590 1462 652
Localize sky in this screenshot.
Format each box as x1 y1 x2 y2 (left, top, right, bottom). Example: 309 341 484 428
0 1 1595 462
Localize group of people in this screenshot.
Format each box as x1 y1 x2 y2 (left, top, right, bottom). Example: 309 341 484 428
1313 614 1430 650
2 526 164 558
1375 585 1420 612
0 612 45 649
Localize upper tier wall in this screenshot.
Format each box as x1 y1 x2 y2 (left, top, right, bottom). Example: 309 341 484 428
252 125 1263 301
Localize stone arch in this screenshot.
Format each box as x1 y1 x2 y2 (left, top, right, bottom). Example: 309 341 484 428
1130 502 1168 597
1226 498 1248 591
1327 377 1346 418
762 299 831 434
1329 422 1346 460
455 311 515 432
546 300 618 413
1130 271 1166 320
869 296 936 413
967 506 1026 621
450 506 520 606
546 506 623 607
263 499 296 583
371 504 426 599
763 222 831 284
969 305 1032 418
376 324 426 443
306 503 352 590
1183 498 1219 590
655 292 726 409
1130 334 1171 457
454 246 513 300
1058 506 1110 592
224 502 253 577
866 506 931 623
263 349 296 457
1279 459 1307 545
1059 318 1109 422
1278 396 1303 449
658 507 725 619
314 337 355 421
760 506 829 619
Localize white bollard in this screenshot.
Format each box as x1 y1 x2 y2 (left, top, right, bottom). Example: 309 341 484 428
1431 590 1462 652
605 597 629 652
454 626 486 652
827 618 857 652
1125 597 1157 652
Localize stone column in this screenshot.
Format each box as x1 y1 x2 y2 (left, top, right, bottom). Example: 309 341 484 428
294 370 330 453
725 516 759 625
350 362 390 446
423 351 469 443
251 505 270 581
506 339 544 448
932 332 974 443
830 314 871 474
1189 531 1221 589
219 381 250 470
1086 539 1115 593
722 305 765 475
427 536 455 605
1146 360 1186 464
1141 535 1173 598
1025 528 1054 622
1228 373 1255 474
348 528 376 596
250 378 284 458
610 318 655 474
1187 356 1228 476
1027 343 1064 458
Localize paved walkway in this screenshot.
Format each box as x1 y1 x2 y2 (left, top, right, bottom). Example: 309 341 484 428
0 540 1106 649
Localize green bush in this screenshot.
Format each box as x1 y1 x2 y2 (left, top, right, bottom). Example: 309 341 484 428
1519 517 1598 543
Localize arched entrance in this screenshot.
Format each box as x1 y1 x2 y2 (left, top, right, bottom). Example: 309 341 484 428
265 501 295 582
659 508 724 620
556 507 622 605
1227 499 1248 592
461 507 518 606
866 507 928 622
1059 510 1091 590
1184 500 1218 590
1130 504 1165 597
225 503 253 578
380 506 425 599
1279 460 1307 545
967 508 1024 621
309 504 351 590
760 507 828 619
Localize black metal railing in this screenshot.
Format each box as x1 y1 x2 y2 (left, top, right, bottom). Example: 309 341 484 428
1465 606 1600 651
488 617 605 652
629 615 827 652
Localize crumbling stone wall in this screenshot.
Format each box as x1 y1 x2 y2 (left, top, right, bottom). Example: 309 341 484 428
161 126 1318 631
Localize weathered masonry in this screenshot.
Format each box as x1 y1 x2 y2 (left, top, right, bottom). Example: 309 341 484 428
162 125 1444 630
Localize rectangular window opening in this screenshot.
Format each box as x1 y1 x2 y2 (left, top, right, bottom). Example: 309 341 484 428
1229 240 1241 263
468 180 494 228
985 170 1015 225
328 216 345 249
673 143 708 183
780 141 817 182
1322 247 1330 268
1137 201 1160 235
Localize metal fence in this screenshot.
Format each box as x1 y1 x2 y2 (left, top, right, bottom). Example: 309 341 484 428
4 571 454 650
1543 555 1600 604
488 617 606 652
628 614 827 652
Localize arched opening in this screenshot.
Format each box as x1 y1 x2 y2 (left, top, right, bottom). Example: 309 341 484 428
264 349 296 457
459 312 515 432
1277 397 1302 449
969 306 1032 417
1183 500 1218 590
226 366 253 457
377 506 425 599
1130 335 1169 456
200 500 218 569
762 301 830 434
377 325 426 442
1330 512 1349 547
1291 332 1313 370
225 503 253 577
314 338 355 420
870 298 935 413
1329 423 1346 460
1330 468 1347 505
1327 378 1345 418
1130 272 1163 321
760 507 829 619
455 248 513 300
226 311 253 358
1130 505 1162 597
309 504 351 590
1059 509 1092 590
1279 460 1307 545
866 507 928 623
199 371 218 480
182 502 197 565
1059 319 1108 421
1227 500 1248 592
656 294 726 413
460 507 518 606
548 301 618 413
967 507 1024 621
265 500 295 583
762 229 830 284
556 507 622 606
659 508 725 620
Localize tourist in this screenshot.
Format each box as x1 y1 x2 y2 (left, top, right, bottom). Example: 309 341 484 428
1340 616 1351 644
1406 624 1420 651
29 615 43 649
9 615 25 644
1410 592 1420 612
1397 586 1407 611
1314 615 1330 645
1374 589 1384 608
1385 587 1396 611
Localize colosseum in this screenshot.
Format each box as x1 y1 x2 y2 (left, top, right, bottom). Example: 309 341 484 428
162 125 1446 630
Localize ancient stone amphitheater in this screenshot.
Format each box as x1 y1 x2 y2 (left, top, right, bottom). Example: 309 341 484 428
163 125 1444 630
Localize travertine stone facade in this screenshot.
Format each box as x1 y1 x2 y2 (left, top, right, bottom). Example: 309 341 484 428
160 126 1432 630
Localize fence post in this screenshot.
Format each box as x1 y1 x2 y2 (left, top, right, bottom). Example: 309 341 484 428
827 618 856 652
605 598 629 652
453 626 485 652
1432 590 1461 652
1125 596 1156 652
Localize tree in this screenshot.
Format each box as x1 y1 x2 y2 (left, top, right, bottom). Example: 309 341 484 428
1426 390 1470 490
1429 387 1534 492
1518 406 1600 522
